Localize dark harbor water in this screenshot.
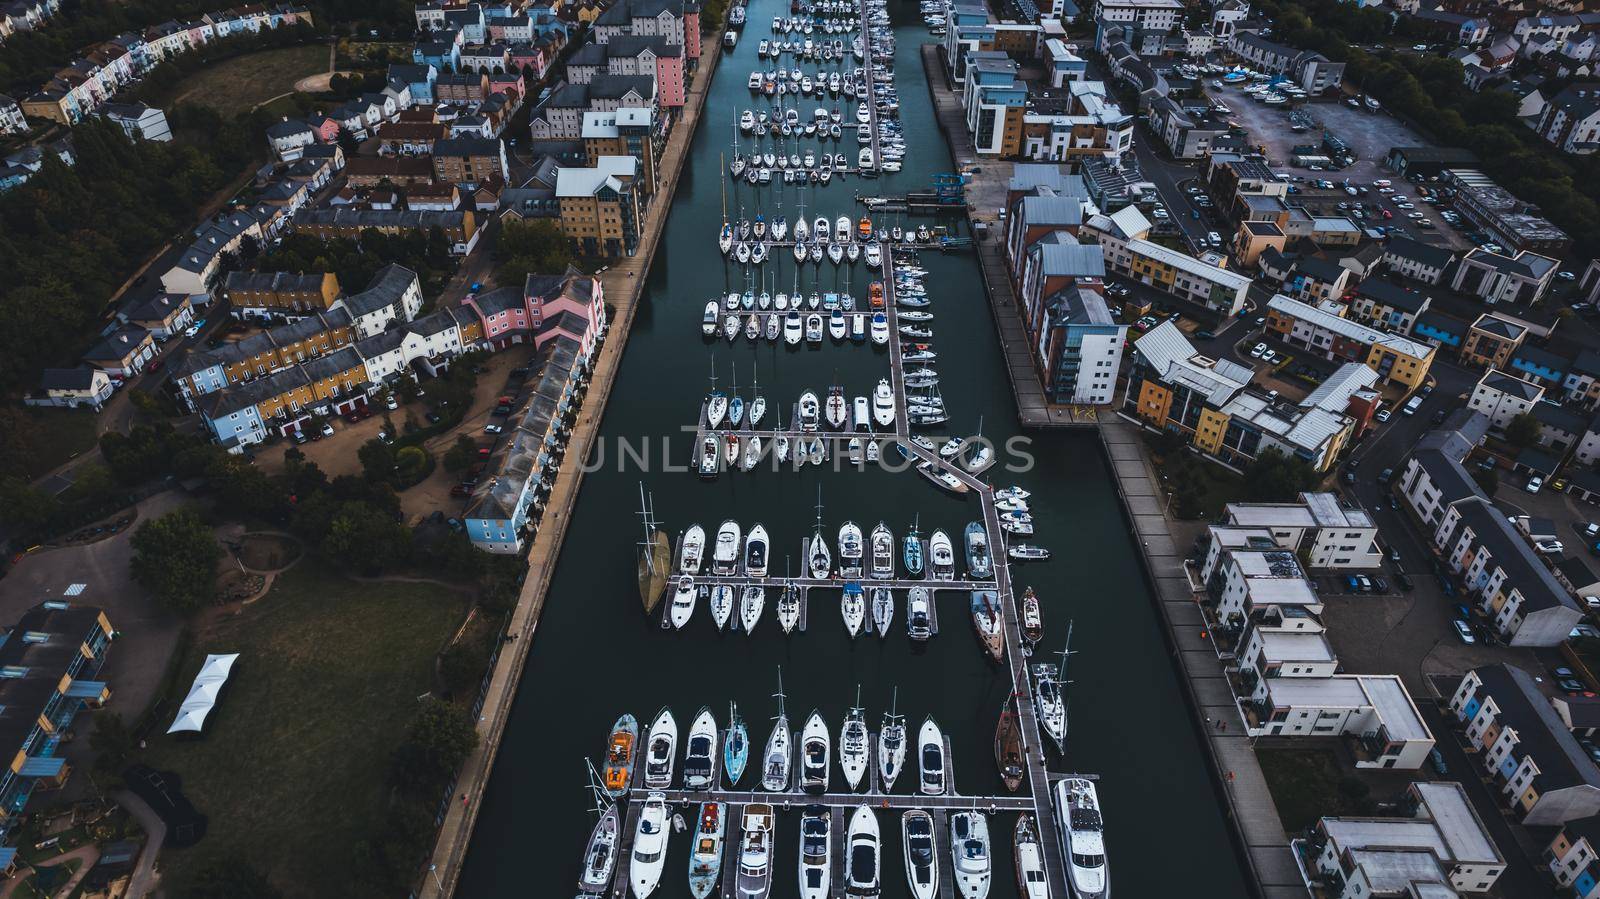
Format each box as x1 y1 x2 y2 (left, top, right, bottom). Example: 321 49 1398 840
457 2 1252 896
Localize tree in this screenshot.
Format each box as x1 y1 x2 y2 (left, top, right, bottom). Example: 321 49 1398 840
1471 466 1499 495
90 712 134 776
443 435 477 473
358 438 397 483
1505 412 1541 448
0 478 60 534
322 502 412 574
493 219 573 286
394 446 432 485
186 858 282 899
130 508 221 613
1242 449 1320 502
390 698 480 795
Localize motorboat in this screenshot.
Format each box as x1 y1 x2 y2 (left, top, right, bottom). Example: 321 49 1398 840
869 522 894 579
736 804 776 899
630 792 670 897
850 313 866 342
684 707 718 791
995 699 1023 793
806 313 824 343
852 396 871 432
879 702 907 789
745 523 770 578
670 576 697 629
964 522 992 580
1019 586 1043 648
838 522 864 578
848 436 864 466
872 378 894 427
799 390 821 432
865 243 881 267
1055 778 1110 899
950 812 992 899
687 801 726 898
710 585 734 631
778 581 800 633
826 386 848 430
679 525 706 576
1009 544 1051 562
793 241 808 262
938 437 966 460
996 486 1030 503
745 313 760 341
741 585 765 633
929 530 955 580
799 806 832 899
809 243 824 263
828 242 845 265
703 301 720 337
841 582 865 637
643 707 678 789
918 717 946 795
906 587 931 642
714 520 742 576
1014 815 1049 899
839 700 868 790
829 308 847 339
999 517 1033 537
870 587 893 637
902 810 937 899
724 703 750 788
699 435 719 479
845 806 881 896
846 242 861 263
814 215 830 239
970 591 1003 663
707 389 729 429
764 313 780 342
1033 663 1065 753
835 215 852 242
578 804 620 894
602 713 639 797
785 311 804 344
800 711 830 793
775 435 791 465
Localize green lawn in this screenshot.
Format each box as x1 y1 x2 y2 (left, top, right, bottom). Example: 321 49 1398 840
156 44 327 115
139 563 468 895
22 408 99 480
1258 747 1365 832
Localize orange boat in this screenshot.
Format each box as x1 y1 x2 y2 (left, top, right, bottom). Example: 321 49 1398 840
602 713 639 797
857 216 872 239
868 281 885 309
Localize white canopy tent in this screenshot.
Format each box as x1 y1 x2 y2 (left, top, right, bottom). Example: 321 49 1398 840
166 653 240 735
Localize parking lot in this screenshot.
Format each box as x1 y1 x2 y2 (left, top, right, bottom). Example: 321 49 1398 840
1202 86 1475 251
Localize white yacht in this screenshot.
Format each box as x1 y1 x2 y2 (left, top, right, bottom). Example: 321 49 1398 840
740 585 765 633
838 521 864 578
872 379 895 428
799 390 821 432
929 530 955 580
683 707 718 791
841 583 865 638
629 792 670 898
762 711 791 792
801 711 831 794
785 311 804 344
703 300 720 336
798 806 832 899
950 812 991 899
669 576 696 629
835 214 852 242
902 810 938 899
870 587 893 637
1013 815 1050 899
845 806 881 896
714 520 742 576
679 524 706 575
839 701 868 789
578 805 620 894
869 522 894 579
710 584 734 631
918 717 946 796
737 804 776 899
744 523 770 578
870 312 889 345
1054 778 1110 899
879 706 906 790
643 707 678 789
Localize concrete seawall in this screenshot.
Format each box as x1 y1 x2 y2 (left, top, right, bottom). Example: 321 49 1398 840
417 34 727 899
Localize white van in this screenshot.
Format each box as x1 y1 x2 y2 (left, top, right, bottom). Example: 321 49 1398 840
1402 395 1424 416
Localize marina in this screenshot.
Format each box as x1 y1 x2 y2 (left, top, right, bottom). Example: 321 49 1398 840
455 0 1251 894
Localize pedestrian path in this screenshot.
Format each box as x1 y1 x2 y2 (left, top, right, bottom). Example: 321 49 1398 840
1097 419 1307 899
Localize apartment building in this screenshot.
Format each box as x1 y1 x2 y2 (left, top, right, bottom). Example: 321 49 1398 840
1033 287 1125 405
290 208 479 255
431 136 507 188
1085 225 1251 315
1451 247 1559 306
1221 492 1381 569
1093 0 1183 31
1546 816 1600 897
962 52 1027 157
1264 294 1435 390
1017 81 1133 165
1346 280 1431 334
1246 674 1433 769
1451 664 1600 824
1234 609 1337 702
556 155 642 257
1447 168 1571 256
1201 528 1323 624
221 271 341 320
1381 235 1454 286
1460 313 1527 370
581 107 660 196
1308 782 1504 897
1467 368 1544 431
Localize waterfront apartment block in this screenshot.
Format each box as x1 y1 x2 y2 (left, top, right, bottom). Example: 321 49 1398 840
0 602 116 867
1307 782 1504 897
1234 611 1336 702
1084 222 1250 316
1245 673 1433 768
1264 294 1435 390
1017 81 1133 165
1033 287 1125 405
556 155 642 257
1201 531 1322 625
1221 492 1381 570
581 108 661 197
1450 664 1600 825
1124 322 1366 473
962 51 1026 157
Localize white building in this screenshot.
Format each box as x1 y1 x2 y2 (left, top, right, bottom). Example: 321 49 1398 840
1247 674 1434 769
1222 491 1381 570
1467 368 1544 432
98 102 171 142
1202 534 1323 625
1309 782 1506 897
1235 612 1337 701
1093 0 1183 32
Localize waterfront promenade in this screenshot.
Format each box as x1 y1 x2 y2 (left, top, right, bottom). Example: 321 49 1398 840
921 41 1305 899
417 39 725 898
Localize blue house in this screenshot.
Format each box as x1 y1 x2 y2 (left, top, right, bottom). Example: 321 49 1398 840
389 63 439 105
1510 344 1570 386
1412 310 1466 351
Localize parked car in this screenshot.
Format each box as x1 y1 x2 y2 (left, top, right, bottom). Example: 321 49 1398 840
485 422 503 434
320 422 335 438
1429 748 1447 775
1375 408 1391 422
1395 572 1414 592
1535 540 1565 554
1451 620 1475 644
385 394 399 411
1371 576 1389 593
1527 475 1544 494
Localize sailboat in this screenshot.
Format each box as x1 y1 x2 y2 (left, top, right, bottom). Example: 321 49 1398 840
969 590 1003 663
995 698 1024 793
749 364 767 427
1020 586 1044 649
778 578 801 633
741 585 765 633
728 371 745 427
841 582 865 637
725 702 750 786
870 587 893 637
706 361 728 429
710 584 734 631
637 484 671 614
808 488 832 578
1035 622 1072 754
839 687 868 790
762 670 792 792
577 765 620 894
879 689 906 791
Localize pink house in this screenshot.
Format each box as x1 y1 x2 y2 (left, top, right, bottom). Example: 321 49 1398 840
526 270 604 355
464 286 533 348
489 72 526 102
507 45 550 80
305 114 340 142
653 45 685 107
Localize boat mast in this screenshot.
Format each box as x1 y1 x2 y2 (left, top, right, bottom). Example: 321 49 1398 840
637 482 661 576
583 758 608 815
774 666 786 720
1058 620 1076 743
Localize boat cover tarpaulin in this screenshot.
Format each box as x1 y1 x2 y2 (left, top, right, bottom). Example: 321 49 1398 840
166 653 239 734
